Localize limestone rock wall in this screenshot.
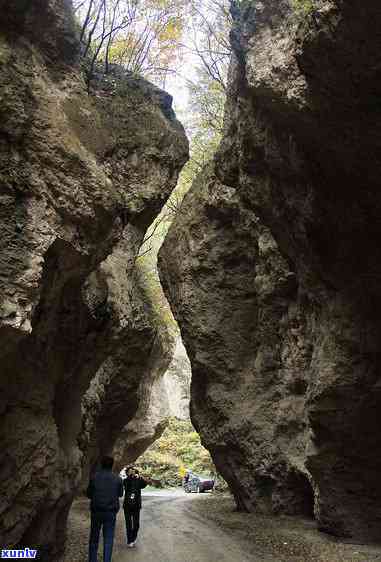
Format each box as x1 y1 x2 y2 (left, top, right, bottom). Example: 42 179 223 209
160 166 313 517
113 337 191 468
112 371 172 470
163 337 191 421
0 1 188 558
159 0 381 542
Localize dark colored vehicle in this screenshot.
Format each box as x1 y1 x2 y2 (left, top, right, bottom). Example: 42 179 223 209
183 474 215 493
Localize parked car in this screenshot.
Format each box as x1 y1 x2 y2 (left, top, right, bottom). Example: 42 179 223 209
183 473 215 493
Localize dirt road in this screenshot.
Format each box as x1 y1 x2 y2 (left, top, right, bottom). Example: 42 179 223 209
66 492 381 562
113 490 269 562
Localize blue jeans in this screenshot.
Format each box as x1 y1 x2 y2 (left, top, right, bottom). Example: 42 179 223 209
88 511 117 562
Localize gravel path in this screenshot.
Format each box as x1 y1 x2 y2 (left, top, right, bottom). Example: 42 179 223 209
187 496 381 562
65 492 381 562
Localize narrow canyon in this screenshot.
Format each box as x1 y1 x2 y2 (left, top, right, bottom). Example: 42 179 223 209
1 0 381 559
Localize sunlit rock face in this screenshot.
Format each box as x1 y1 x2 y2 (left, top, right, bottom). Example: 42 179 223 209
112 337 191 469
0 0 188 558
160 0 381 542
163 338 191 421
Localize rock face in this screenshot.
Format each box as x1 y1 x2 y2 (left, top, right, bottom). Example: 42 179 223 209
159 0 381 542
163 337 191 421
160 166 314 519
78 258 177 486
113 337 191 468
0 1 188 558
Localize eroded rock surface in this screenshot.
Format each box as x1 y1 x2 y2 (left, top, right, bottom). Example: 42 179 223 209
160 0 381 542
113 337 191 468
160 165 313 518
163 337 191 421
0 0 188 558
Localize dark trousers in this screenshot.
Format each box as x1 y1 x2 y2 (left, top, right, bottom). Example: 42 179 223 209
124 508 140 544
88 511 117 562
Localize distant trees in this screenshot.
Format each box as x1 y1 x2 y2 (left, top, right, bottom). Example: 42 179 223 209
73 0 231 99
137 0 232 263
171 0 231 197
135 418 217 488
73 0 232 95
73 0 186 86
188 0 231 92
185 0 231 158
107 1 185 86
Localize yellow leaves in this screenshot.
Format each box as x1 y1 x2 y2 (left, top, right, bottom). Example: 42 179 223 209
291 0 314 15
104 0 186 80
77 0 187 81
158 17 183 43
108 35 135 63
146 0 169 8
188 431 200 443
146 0 187 10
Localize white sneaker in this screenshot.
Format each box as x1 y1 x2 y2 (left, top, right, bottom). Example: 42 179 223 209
127 543 134 548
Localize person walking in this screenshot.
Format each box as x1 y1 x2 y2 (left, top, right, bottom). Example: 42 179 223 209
123 467 149 548
87 456 124 562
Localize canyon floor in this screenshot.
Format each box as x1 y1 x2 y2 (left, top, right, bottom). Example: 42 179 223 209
65 492 381 562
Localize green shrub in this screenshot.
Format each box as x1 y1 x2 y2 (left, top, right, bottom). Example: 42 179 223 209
291 0 314 15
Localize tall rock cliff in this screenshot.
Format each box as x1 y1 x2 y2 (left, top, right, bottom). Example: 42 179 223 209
0 0 188 558
159 0 381 542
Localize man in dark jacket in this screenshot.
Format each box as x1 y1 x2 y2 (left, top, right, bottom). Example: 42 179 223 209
87 456 124 562
123 467 149 547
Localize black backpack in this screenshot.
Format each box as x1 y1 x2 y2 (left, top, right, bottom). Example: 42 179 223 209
125 490 138 510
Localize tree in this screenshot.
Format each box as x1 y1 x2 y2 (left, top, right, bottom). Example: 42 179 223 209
74 0 186 87
135 0 231 263
164 0 230 205
188 0 231 91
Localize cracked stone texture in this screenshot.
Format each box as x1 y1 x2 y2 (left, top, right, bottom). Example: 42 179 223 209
160 0 381 543
160 165 313 519
0 0 188 559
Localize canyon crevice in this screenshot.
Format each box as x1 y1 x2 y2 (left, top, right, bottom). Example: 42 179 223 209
159 0 381 542
0 0 188 558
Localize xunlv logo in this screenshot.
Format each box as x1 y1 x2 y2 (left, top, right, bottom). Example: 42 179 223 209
1 549 38 559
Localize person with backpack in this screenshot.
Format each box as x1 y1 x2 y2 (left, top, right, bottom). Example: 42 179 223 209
87 456 124 562
123 467 149 548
